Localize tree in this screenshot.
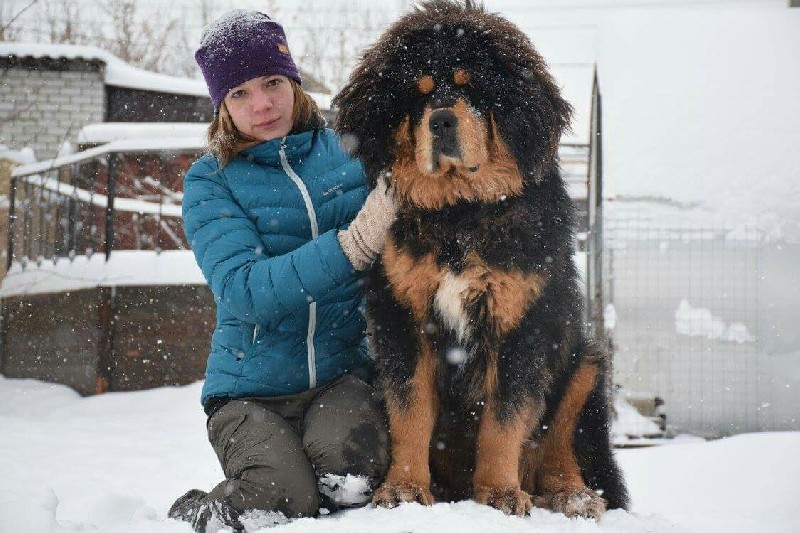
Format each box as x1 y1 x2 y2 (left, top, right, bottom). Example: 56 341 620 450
94 0 177 73
0 0 39 41
40 0 86 44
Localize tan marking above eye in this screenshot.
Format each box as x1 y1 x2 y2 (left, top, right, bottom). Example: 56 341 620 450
454 68 471 86
417 75 435 95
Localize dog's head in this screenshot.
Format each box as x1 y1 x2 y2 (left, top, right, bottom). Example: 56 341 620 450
334 0 572 210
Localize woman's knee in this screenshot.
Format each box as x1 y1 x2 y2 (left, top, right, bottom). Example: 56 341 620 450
207 400 321 517
236 466 320 518
303 375 390 479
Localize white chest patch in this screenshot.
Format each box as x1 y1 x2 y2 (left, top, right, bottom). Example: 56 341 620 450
434 271 472 344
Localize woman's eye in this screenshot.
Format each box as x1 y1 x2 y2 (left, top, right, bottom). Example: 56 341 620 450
266 78 282 88
230 89 245 99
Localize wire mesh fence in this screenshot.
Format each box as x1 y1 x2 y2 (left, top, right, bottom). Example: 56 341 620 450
604 201 770 437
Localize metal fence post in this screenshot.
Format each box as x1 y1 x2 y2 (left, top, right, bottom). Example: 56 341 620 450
587 70 605 337
6 176 16 271
105 153 117 260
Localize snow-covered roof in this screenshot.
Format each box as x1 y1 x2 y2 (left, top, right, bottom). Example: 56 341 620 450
0 42 209 97
0 144 36 165
0 251 205 297
0 42 333 109
77 122 208 145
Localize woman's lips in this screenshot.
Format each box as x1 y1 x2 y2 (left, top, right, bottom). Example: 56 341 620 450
255 117 281 128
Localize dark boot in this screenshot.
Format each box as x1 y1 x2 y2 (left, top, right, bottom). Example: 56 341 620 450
168 489 243 533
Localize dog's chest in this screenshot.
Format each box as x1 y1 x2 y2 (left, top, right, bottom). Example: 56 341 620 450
383 239 546 343
433 270 474 345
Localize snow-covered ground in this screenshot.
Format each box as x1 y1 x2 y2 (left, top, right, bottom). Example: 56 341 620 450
1 376 798 533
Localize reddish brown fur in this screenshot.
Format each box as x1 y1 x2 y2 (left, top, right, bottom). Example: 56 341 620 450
453 68 471 86
521 361 599 496
373 339 439 506
382 234 444 322
390 110 523 210
459 252 546 338
417 74 436 95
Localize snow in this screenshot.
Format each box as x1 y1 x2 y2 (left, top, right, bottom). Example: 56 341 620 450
19 173 183 217
199 10 272 55
11 138 204 179
0 144 37 165
674 299 756 344
611 390 665 442
77 123 209 145
0 375 798 532
0 42 333 109
0 42 210 97
550 64 594 145
596 8 800 238
318 474 372 506
0 251 204 297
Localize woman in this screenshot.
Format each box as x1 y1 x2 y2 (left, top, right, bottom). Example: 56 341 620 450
168 10 393 531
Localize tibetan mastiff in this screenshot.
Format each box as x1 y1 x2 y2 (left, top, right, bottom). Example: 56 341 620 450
334 0 628 518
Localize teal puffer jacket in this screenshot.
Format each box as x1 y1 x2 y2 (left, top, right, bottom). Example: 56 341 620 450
182 128 371 406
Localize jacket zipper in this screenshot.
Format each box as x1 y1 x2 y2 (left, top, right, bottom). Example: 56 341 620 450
279 139 319 389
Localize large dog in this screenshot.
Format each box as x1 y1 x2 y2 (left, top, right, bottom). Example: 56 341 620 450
334 0 628 518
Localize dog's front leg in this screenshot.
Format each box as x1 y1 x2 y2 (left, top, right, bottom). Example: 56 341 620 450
530 359 607 519
372 340 437 507
473 396 537 516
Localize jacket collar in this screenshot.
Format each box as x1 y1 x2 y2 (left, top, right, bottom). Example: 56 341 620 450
240 130 315 165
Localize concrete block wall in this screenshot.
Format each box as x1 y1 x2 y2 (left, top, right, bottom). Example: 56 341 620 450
0 59 105 161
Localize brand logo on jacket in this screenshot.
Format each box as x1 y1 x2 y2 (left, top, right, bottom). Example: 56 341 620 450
322 184 344 197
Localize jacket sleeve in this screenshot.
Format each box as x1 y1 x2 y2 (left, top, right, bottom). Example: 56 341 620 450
182 158 358 324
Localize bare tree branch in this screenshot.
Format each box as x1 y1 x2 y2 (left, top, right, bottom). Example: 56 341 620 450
1 0 40 41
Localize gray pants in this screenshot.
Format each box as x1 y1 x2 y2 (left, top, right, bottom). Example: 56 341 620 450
204 375 389 518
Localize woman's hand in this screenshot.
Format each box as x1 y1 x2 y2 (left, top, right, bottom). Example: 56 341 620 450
338 179 397 270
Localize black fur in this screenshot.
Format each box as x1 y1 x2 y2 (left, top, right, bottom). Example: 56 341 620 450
336 0 628 512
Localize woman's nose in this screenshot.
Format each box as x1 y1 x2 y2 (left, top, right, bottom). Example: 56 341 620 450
251 89 272 112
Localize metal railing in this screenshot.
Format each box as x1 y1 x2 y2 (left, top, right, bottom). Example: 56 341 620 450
8 139 202 270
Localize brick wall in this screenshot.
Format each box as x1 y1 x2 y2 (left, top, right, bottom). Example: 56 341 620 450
0 57 105 160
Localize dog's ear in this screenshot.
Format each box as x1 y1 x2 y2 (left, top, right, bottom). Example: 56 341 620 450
333 46 407 189
486 19 573 185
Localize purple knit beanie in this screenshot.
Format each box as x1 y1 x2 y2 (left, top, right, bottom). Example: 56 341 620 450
195 10 302 113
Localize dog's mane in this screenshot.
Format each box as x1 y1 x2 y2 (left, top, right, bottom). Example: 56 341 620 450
333 0 572 187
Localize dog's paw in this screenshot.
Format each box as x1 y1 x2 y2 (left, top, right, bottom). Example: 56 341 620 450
473 486 532 516
372 481 434 508
533 489 606 519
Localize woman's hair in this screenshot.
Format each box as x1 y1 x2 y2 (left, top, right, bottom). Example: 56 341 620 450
207 79 326 168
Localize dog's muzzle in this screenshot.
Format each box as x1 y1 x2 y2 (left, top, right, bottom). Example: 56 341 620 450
429 109 462 164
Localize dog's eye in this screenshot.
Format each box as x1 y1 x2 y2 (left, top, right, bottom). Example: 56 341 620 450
453 68 471 86
417 75 435 95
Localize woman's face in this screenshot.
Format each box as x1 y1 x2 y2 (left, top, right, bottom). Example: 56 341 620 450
224 75 295 142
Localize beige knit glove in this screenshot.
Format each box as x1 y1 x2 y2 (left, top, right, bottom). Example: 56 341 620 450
338 179 397 270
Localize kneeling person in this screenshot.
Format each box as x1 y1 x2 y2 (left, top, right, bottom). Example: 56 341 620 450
169 9 394 531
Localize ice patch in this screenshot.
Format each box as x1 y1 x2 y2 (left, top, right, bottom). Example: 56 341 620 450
318 474 372 506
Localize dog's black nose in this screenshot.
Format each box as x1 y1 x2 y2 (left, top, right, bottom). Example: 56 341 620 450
429 109 460 159
429 109 458 136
